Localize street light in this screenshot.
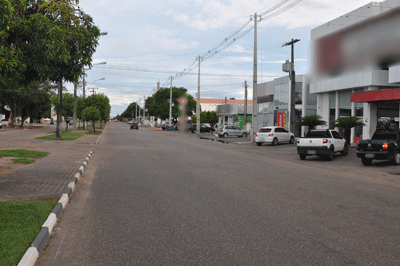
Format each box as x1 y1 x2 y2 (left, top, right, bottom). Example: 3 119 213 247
88 77 105 95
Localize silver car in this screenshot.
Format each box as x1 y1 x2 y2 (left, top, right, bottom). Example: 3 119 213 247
255 126 295 146
217 125 249 138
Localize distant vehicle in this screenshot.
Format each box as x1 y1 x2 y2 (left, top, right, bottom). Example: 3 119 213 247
356 128 400 166
188 124 215 133
297 129 348 161
1 119 8 126
217 125 248 138
130 122 138 130
255 126 295 146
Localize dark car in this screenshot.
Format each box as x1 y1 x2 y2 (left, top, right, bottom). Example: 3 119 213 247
189 124 216 133
130 122 138 130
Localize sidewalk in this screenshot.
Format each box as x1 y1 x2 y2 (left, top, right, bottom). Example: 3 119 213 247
0 125 101 202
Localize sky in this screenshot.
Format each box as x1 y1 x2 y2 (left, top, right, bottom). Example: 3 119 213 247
65 0 378 117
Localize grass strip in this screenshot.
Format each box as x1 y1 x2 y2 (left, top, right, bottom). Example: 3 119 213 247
36 130 84 140
12 158 35 164
0 199 58 266
0 150 49 158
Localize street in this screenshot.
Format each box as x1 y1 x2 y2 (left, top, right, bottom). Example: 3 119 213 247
37 122 400 265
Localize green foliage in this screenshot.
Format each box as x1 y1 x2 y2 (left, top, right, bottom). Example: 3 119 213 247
146 87 196 120
0 149 50 158
84 93 110 122
0 199 58 266
331 116 365 145
192 111 219 126
330 116 365 129
51 92 74 118
297 115 327 130
12 158 35 164
82 106 101 132
120 102 141 120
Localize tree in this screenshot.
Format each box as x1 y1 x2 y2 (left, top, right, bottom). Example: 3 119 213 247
84 93 110 127
207 111 219 127
120 102 141 120
21 91 52 125
0 0 101 138
331 116 365 145
51 93 74 130
146 87 196 120
297 115 327 130
81 106 101 132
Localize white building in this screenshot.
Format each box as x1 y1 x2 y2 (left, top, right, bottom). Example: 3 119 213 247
310 0 400 143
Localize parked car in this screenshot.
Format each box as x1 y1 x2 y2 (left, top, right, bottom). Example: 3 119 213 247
188 124 215 133
1 119 8 127
217 125 248 138
356 128 400 166
255 126 295 146
297 129 348 161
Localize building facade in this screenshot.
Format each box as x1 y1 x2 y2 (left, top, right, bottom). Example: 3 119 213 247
310 0 400 143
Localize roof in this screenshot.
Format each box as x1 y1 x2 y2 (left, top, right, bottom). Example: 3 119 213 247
196 98 253 105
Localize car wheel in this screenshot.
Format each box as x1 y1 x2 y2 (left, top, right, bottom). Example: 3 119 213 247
300 154 306 160
340 145 348 156
289 136 295 144
362 157 372 166
223 133 228 138
272 138 278 146
393 151 400 165
324 148 333 161
256 142 262 146
241 132 247 138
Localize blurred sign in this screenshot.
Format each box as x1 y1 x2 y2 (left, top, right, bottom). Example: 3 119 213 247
315 6 400 76
277 113 286 127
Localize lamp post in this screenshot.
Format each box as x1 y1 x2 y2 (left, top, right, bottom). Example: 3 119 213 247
81 62 106 129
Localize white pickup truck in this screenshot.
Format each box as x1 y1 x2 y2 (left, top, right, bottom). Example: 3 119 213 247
296 129 348 161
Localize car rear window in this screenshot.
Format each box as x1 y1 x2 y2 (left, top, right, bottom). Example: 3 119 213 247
259 128 272 133
372 130 398 140
305 130 332 138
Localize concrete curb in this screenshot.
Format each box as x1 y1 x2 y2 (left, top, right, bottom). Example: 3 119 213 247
17 151 94 266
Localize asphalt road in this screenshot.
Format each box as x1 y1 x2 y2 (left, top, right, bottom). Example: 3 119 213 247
37 122 400 265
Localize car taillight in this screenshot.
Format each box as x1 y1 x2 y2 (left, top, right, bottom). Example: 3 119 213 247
269 133 273 136
383 142 388 149
323 139 328 144
256 133 258 137
296 139 300 144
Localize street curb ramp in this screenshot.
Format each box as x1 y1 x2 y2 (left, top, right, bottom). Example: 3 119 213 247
17 151 94 266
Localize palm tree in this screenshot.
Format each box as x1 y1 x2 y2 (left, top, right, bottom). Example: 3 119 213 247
331 116 365 145
297 115 327 130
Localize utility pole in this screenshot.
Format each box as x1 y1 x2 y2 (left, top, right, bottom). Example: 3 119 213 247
73 81 77 131
196 55 201 135
169 75 172 126
139 98 141 124
157 82 160 91
82 69 86 130
282 38 300 134
251 13 260 143
244 80 248 130
143 95 146 124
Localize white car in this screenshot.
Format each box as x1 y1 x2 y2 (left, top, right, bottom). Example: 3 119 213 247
255 126 295 146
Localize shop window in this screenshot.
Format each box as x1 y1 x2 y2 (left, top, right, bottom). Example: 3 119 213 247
329 92 336 109
330 109 336 128
307 85 317 105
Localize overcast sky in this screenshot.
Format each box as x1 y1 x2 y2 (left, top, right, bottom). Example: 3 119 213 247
67 0 376 117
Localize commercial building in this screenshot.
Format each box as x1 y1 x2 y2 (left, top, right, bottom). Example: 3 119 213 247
310 0 400 143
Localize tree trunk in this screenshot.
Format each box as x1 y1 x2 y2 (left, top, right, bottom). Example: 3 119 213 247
93 121 96 132
56 80 63 139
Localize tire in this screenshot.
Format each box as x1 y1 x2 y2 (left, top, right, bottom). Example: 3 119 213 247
362 157 372 166
340 145 348 156
256 142 262 146
300 154 306 160
324 148 333 161
393 151 400 165
272 138 278 146
223 133 228 138
241 132 247 138
289 136 295 144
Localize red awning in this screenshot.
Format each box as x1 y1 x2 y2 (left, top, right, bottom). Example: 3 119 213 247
350 88 400 102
